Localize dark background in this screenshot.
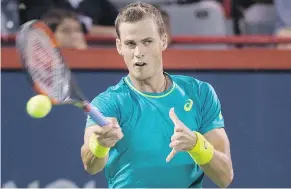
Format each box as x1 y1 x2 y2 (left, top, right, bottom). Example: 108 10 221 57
2 71 291 188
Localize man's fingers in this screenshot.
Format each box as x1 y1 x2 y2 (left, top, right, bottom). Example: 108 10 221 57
166 149 177 162
100 138 119 148
85 126 105 143
174 126 184 132
94 120 120 136
169 108 180 126
106 117 120 128
86 124 111 136
93 125 112 135
104 128 123 139
171 132 184 141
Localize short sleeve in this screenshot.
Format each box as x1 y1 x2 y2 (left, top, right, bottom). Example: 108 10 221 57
199 82 224 134
86 91 119 128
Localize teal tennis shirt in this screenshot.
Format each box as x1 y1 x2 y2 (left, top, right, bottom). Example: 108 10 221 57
86 74 224 188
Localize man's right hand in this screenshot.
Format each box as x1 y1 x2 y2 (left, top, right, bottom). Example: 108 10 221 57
85 117 123 148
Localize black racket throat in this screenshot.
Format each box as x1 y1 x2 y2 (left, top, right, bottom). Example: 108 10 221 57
65 77 88 108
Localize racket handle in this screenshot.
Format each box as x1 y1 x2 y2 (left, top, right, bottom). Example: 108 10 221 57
85 103 108 126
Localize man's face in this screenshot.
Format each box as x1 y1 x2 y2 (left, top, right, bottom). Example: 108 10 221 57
55 18 87 49
116 18 167 81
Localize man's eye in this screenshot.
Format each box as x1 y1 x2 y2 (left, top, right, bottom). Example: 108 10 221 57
144 40 152 45
127 42 135 46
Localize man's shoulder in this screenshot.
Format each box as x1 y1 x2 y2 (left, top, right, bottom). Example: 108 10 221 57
171 74 217 98
93 77 130 101
106 78 129 93
171 74 209 89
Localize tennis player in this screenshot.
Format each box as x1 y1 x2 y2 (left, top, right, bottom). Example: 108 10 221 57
81 2 233 188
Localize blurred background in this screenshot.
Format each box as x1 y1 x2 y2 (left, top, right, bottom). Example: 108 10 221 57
1 0 291 188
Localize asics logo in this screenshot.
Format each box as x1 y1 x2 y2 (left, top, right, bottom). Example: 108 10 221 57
184 99 193 112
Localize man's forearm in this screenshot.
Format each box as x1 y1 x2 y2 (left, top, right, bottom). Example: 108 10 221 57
200 150 233 188
81 144 108 175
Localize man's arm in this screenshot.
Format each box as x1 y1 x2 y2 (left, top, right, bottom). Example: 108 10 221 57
81 144 108 175
166 108 233 188
200 128 233 188
81 125 108 175
81 119 123 175
198 82 233 187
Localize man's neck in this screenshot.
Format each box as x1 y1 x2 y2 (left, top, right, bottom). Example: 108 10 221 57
129 72 170 93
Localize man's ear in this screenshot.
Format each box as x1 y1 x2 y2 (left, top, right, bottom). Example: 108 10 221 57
116 38 122 55
161 33 168 51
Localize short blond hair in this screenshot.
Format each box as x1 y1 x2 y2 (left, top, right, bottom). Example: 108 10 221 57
115 2 165 38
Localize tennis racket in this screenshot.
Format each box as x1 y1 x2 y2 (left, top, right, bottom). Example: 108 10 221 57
16 20 108 126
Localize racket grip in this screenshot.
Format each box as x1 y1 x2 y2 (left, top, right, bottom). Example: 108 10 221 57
85 103 108 126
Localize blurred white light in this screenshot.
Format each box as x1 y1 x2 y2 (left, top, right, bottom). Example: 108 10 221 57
6 21 14 29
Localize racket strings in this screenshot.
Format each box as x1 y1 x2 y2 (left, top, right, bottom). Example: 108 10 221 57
28 29 70 102
29 36 53 87
16 21 72 103
26 29 67 100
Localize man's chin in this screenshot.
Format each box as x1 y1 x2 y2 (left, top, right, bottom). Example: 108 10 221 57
129 72 150 81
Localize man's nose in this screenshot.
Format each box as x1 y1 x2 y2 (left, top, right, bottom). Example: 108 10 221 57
134 45 145 58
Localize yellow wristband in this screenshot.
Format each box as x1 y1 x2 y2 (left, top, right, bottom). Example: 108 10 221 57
188 131 214 165
89 133 110 158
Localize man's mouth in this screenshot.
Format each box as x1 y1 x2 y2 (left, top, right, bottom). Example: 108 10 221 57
134 62 146 67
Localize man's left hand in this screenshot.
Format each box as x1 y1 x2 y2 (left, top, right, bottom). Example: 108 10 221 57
166 108 197 162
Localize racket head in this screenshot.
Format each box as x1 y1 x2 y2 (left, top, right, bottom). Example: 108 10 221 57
16 20 73 105
16 20 108 126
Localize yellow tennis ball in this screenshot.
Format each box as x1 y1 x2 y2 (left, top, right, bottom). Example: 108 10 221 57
26 95 52 118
